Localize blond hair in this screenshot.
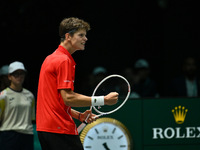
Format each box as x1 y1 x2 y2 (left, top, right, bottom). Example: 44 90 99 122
59 17 90 41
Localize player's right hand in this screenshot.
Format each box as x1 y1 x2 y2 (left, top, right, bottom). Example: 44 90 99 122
104 92 119 105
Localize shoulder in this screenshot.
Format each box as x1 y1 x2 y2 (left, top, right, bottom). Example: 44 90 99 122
22 88 35 99
22 88 33 95
0 88 8 100
40 54 69 76
50 49 71 60
45 52 72 68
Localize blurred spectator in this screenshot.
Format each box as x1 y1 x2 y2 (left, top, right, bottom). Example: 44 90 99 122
86 66 107 95
122 67 140 98
123 67 134 85
0 65 10 91
168 56 200 97
0 61 35 150
130 59 159 98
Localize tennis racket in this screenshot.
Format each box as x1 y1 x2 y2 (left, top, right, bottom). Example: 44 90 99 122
77 74 131 133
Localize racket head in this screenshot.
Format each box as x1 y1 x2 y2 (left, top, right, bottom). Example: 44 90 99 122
92 74 131 115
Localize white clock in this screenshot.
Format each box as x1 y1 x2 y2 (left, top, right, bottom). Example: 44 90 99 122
80 117 133 150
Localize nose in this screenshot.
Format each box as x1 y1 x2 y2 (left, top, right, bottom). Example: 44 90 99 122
84 36 88 41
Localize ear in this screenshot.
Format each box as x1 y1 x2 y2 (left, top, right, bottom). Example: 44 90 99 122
8 74 12 81
65 33 72 41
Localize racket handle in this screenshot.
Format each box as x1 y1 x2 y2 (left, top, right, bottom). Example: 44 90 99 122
77 113 90 133
77 122 87 133
77 114 107 133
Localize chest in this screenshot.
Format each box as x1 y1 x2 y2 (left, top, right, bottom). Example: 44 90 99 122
6 92 33 110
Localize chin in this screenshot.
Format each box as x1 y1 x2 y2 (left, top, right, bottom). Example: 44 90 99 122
79 47 85 51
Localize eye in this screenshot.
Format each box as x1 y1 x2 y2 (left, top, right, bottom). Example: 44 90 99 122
79 33 85 37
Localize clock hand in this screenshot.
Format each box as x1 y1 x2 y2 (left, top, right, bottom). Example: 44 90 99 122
102 142 110 150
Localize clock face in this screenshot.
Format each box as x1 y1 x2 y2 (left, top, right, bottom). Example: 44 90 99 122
80 117 132 150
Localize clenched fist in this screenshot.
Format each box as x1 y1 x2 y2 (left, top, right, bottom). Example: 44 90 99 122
104 92 119 105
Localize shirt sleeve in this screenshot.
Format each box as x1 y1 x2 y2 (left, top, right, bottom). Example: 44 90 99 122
57 60 75 90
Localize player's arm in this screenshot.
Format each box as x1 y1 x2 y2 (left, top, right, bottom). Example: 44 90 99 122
60 89 118 107
71 109 80 120
60 89 91 107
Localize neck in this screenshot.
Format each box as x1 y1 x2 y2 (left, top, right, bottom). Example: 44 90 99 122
60 42 76 54
10 83 22 92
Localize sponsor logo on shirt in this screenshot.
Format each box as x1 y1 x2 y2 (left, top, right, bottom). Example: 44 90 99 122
64 80 74 83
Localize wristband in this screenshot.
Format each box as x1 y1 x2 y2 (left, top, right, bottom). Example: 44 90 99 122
91 96 104 106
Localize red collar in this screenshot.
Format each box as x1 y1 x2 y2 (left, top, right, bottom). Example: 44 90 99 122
56 45 76 65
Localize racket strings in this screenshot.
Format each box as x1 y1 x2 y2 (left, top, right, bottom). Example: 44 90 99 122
93 77 129 113
78 74 130 134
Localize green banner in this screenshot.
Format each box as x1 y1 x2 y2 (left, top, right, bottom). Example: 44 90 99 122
34 97 200 150
143 98 200 148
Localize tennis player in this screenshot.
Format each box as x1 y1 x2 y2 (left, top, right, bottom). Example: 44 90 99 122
36 17 118 150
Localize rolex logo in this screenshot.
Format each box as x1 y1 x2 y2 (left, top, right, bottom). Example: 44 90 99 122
153 105 200 140
172 106 188 124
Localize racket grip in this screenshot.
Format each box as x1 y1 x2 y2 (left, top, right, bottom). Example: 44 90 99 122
77 122 87 134
77 113 90 133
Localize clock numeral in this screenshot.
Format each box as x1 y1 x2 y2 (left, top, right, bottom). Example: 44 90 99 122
118 135 124 139
95 128 99 134
120 145 126 148
112 127 116 134
85 146 92 149
88 136 94 140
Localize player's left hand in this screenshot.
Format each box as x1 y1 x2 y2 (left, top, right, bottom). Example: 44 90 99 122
80 110 98 123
